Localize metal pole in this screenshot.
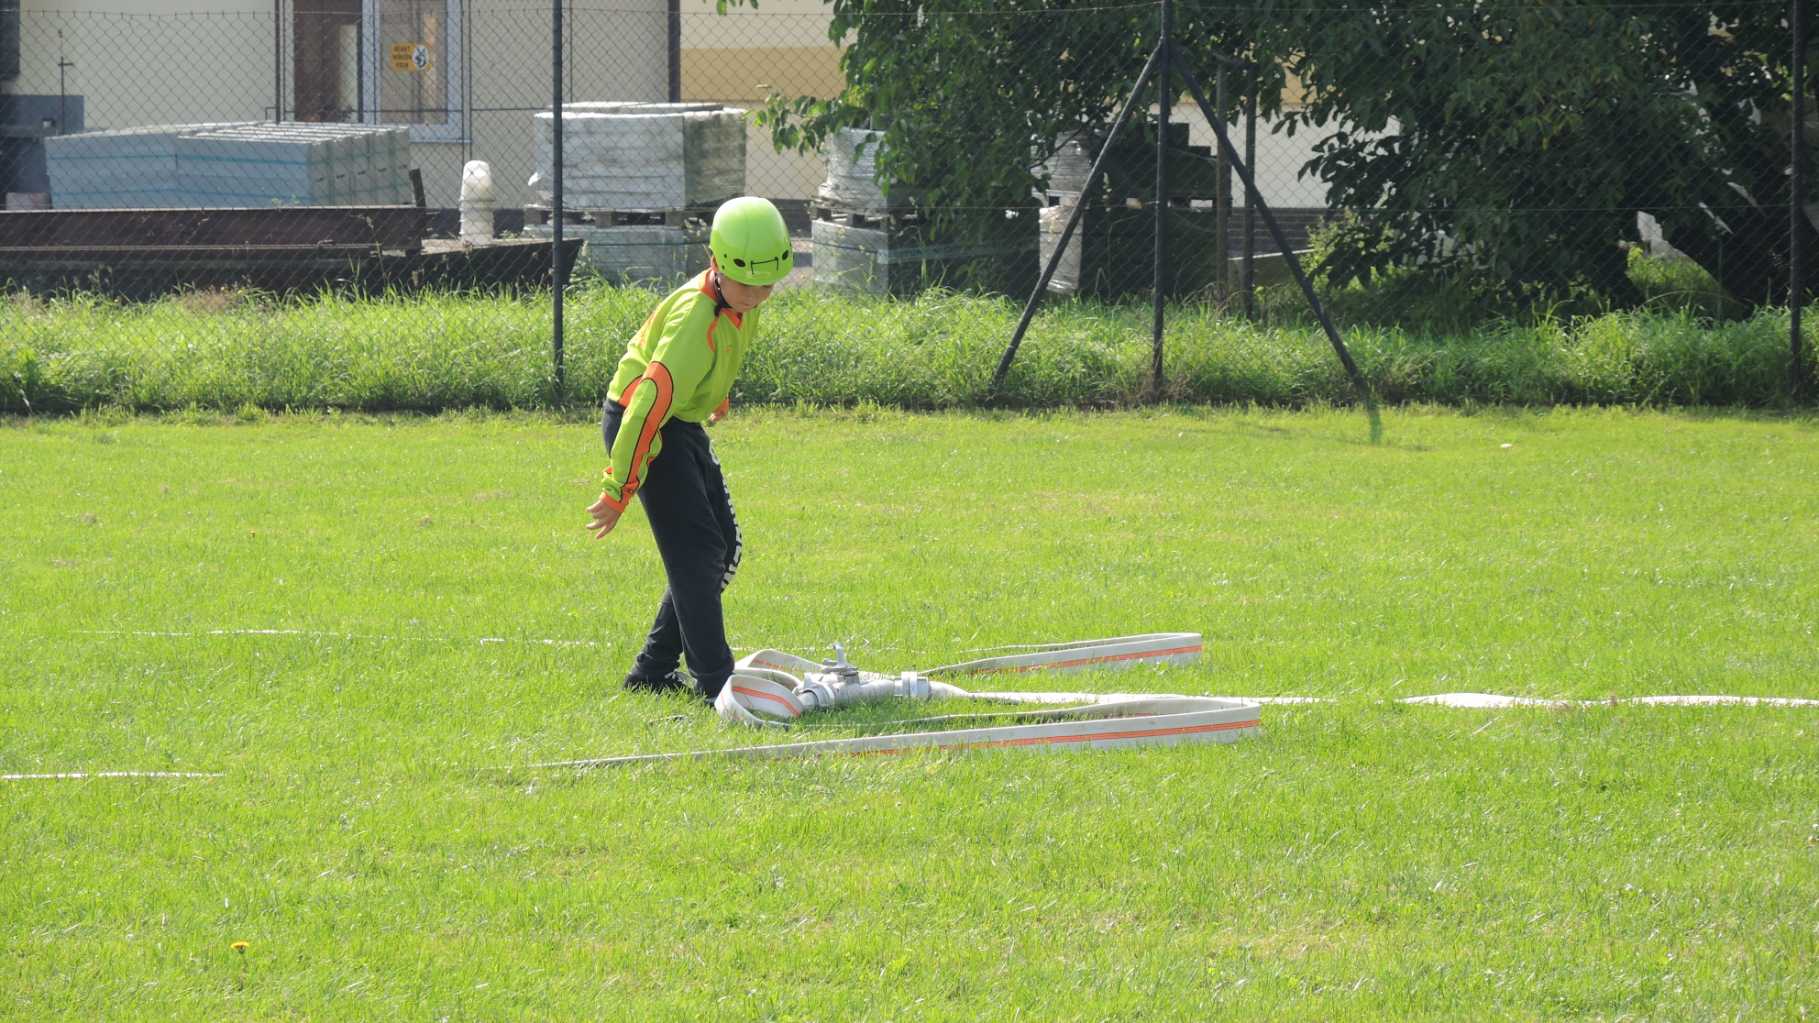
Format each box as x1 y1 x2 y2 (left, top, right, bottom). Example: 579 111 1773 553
1215 64 1230 308
463 0 473 163
668 0 683 103
1150 0 1171 401
1178 59 1380 440
1243 62 1257 318
57 31 69 134
273 0 283 123
1795 0 1810 398
552 0 567 397
992 43 1164 393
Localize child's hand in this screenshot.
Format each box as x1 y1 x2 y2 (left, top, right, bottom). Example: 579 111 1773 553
585 493 623 539
708 398 730 426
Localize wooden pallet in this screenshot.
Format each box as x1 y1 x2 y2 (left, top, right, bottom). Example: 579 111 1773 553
810 201 928 231
1043 191 1218 211
523 203 722 229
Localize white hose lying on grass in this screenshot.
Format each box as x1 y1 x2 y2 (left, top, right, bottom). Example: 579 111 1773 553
527 632 1817 770
533 633 1263 768
12 631 1813 779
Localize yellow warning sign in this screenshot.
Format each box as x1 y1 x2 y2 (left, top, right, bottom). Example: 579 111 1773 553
389 43 432 72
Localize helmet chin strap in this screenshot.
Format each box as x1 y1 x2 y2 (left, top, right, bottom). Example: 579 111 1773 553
707 262 732 311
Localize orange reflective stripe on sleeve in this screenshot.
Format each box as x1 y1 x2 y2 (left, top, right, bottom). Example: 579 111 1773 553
617 361 675 502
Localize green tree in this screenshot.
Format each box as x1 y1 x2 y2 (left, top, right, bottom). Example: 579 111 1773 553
748 0 1816 311
1262 0 1817 309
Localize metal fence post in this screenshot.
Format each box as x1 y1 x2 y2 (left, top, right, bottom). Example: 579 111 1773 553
1215 64 1230 308
668 0 683 103
1151 0 1171 401
272 0 283 123
1242 61 1257 319
1796 0 1811 398
552 0 567 398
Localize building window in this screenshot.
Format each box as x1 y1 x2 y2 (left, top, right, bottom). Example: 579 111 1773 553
293 0 463 142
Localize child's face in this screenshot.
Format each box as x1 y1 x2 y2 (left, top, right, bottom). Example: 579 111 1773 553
715 269 774 315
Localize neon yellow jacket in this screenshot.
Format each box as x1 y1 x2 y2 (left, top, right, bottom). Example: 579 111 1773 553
597 271 758 511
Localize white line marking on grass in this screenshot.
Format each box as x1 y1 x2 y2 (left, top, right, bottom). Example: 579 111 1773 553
2 771 223 781
75 629 599 648
1396 693 1819 708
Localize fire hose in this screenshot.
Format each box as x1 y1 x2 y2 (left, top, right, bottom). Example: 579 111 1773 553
534 632 1262 768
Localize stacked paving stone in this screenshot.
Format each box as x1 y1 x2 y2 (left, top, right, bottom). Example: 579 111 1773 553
45 122 413 209
812 128 1035 297
43 123 249 208
527 102 747 285
178 123 413 206
532 102 746 210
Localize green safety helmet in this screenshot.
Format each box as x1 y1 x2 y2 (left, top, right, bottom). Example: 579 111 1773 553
710 196 793 286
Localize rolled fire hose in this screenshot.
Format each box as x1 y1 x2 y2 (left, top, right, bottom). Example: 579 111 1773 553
535 633 1261 768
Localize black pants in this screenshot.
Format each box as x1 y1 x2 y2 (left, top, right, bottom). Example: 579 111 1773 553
603 402 743 699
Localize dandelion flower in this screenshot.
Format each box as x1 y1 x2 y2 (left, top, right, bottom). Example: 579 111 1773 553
231 941 249 953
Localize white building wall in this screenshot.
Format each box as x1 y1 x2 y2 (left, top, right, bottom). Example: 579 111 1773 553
680 0 837 201
472 3 669 209
13 2 277 130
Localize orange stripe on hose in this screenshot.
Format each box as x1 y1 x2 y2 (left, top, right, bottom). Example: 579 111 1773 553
732 685 801 717
856 718 1256 756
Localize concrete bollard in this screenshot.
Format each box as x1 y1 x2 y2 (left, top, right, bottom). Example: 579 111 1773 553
459 160 496 244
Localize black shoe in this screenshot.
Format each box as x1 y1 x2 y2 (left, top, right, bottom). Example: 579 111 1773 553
623 669 691 695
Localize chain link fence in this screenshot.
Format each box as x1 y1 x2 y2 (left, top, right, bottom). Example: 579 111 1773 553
0 0 1812 391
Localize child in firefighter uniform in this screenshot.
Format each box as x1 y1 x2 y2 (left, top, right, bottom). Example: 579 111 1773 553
584 196 793 703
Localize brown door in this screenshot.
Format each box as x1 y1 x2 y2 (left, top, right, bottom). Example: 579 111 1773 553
294 0 362 123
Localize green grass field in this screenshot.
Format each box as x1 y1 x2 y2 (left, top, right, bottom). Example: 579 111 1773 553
3 406 1816 1020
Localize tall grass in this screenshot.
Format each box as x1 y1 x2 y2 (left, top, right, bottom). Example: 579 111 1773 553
1 274 1811 414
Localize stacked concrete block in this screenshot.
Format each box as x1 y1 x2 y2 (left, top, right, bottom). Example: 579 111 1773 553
45 122 412 209
179 124 412 206
44 123 252 208
812 213 1038 298
527 102 747 286
549 220 712 285
812 128 1034 297
815 128 922 210
531 102 746 211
